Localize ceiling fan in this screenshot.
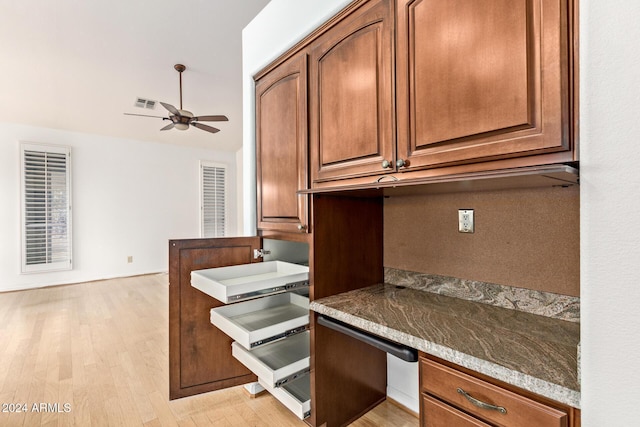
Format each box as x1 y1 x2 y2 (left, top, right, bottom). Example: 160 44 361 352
125 64 228 134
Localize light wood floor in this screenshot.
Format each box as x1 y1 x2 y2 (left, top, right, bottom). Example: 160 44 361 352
0 274 418 426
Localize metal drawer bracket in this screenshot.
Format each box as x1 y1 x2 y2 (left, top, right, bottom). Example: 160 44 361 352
250 325 309 348
228 280 309 302
275 368 311 388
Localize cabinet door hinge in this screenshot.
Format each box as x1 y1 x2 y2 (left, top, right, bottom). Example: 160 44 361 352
253 249 271 259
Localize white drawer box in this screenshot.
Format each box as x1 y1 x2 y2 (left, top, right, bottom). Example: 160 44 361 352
259 375 311 420
232 331 310 388
210 292 309 349
192 261 309 303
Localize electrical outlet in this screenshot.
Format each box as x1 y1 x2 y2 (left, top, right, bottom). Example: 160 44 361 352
127 256 133 263
458 209 474 233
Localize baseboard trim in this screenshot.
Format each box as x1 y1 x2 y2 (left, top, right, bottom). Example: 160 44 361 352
387 396 419 418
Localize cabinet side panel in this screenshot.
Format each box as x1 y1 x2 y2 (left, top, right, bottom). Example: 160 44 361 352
310 195 385 426
312 312 387 427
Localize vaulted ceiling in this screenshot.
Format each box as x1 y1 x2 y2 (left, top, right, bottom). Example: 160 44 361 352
0 0 271 150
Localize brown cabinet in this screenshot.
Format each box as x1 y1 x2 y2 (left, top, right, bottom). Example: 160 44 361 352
395 0 574 171
420 355 579 427
255 53 309 233
309 0 395 183
306 0 577 189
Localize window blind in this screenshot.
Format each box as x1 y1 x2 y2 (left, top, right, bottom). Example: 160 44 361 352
21 143 72 273
201 162 227 238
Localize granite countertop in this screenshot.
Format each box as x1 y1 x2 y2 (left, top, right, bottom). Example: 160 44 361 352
310 283 580 408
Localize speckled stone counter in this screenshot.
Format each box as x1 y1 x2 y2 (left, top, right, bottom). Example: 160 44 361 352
310 283 580 408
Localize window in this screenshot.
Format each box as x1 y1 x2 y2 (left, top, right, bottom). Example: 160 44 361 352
20 143 72 273
200 161 227 238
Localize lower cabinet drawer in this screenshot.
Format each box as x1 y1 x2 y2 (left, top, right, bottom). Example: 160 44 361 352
422 394 492 427
259 375 311 420
210 292 309 349
231 330 310 388
421 358 568 427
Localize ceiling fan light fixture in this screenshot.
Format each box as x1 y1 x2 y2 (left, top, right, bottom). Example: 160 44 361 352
127 64 228 135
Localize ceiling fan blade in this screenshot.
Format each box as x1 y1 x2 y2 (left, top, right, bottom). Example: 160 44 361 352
124 112 167 119
160 122 175 131
192 122 220 134
193 115 229 122
160 102 181 116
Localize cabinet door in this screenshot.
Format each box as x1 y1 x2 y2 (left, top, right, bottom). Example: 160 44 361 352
309 0 395 184
396 0 572 170
168 237 261 400
256 53 309 233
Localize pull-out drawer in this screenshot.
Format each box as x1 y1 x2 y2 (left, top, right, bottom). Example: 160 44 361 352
232 331 310 388
192 261 309 303
421 358 567 427
258 375 311 420
210 292 309 349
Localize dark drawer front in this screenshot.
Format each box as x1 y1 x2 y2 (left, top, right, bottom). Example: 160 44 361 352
421 358 567 427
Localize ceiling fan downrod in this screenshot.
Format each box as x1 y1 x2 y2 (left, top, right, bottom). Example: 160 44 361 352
174 64 186 110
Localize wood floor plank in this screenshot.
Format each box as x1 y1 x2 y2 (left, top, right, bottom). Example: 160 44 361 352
0 274 418 427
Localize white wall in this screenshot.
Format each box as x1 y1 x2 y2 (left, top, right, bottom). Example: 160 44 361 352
580 0 640 425
0 123 238 292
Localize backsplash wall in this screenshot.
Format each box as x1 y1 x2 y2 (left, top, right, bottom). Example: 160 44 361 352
383 186 579 297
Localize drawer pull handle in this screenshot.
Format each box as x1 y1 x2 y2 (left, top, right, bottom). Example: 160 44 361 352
457 388 507 414
375 175 399 183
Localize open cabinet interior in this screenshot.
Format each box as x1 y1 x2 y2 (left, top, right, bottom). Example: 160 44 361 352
168 194 392 426
309 195 387 427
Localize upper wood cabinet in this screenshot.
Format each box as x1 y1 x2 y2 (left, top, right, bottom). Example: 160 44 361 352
303 0 576 188
396 0 574 170
309 0 396 184
255 53 309 233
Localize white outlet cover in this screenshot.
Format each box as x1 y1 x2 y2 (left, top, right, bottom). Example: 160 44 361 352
458 209 474 233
